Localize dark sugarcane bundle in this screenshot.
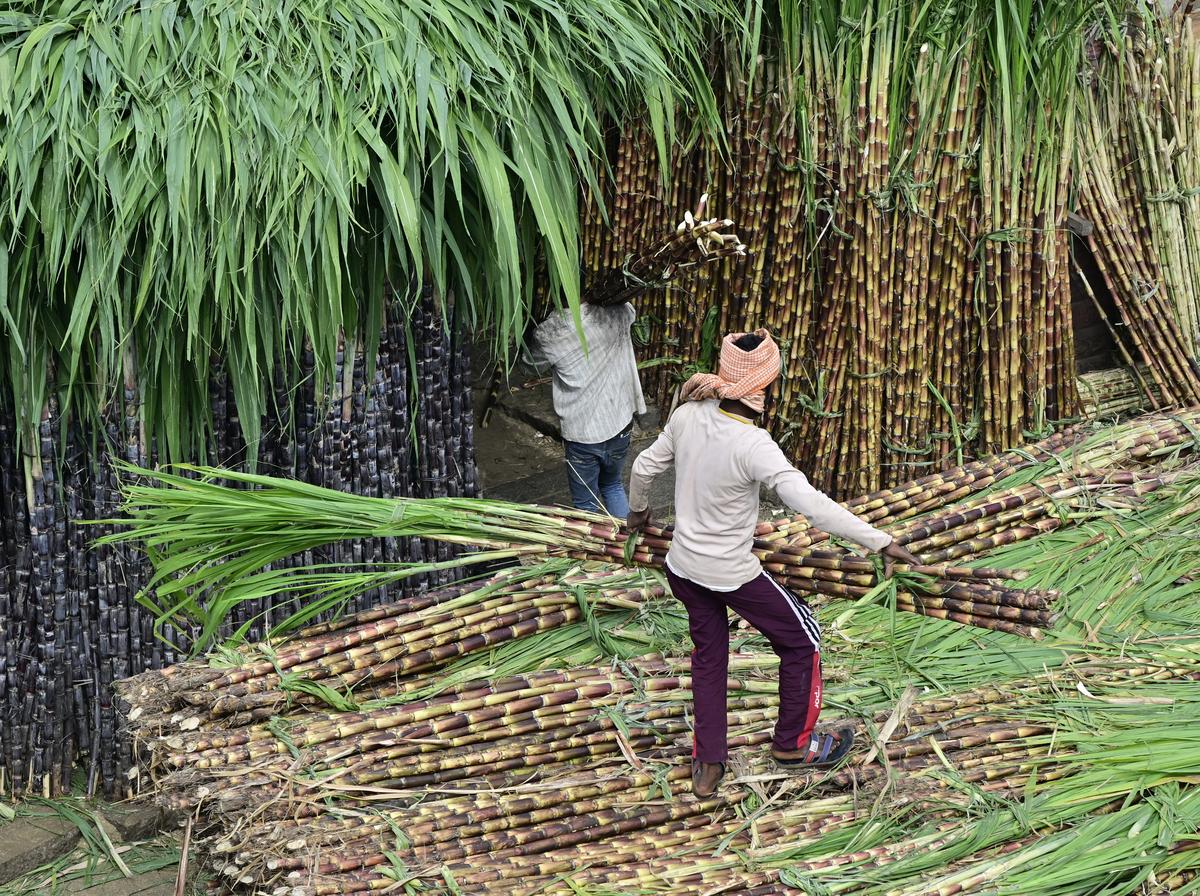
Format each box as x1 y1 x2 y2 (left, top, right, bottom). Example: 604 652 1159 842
0 391 21 792
95 422 125 793
453 314 479 498
29 399 62 795
0 295 476 801
417 289 452 587
63 434 92 789
349 345 371 593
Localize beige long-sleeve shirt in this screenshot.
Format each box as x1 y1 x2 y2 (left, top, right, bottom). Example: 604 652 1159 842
629 400 892 591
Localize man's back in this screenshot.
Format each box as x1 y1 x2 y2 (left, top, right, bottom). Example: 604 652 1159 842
630 399 891 591
649 400 775 590
529 303 646 444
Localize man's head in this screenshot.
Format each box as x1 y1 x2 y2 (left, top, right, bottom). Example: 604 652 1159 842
679 327 781 411
732 332 765 353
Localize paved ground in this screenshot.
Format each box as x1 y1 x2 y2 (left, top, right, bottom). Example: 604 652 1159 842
0 803 181 896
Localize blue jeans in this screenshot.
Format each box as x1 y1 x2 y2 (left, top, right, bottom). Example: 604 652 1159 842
563 428 632 516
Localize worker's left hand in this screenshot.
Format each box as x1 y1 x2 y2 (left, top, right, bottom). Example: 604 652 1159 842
880 540 922 579
626 508 653 532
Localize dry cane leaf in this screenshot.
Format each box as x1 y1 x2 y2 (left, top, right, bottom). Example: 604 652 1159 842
861 684 918 767
1076 682 1174 705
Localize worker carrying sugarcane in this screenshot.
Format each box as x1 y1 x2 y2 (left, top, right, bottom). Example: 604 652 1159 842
626 328 920 797
525 302 646 517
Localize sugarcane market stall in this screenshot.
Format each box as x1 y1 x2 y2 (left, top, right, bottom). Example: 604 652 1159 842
5 0 1200 893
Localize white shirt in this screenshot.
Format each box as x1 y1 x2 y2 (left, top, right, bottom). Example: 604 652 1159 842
527 304 647 444
629 400 892 590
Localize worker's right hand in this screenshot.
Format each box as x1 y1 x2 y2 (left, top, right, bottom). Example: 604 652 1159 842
880 540 922 579
626 508 653 532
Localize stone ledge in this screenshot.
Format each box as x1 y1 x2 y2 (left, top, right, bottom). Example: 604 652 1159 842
0 813 82 886
98 803 175 844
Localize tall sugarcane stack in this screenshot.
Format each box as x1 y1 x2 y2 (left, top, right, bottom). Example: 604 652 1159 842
0 288 478 799
1080 8 1200 407
578 4 1200 498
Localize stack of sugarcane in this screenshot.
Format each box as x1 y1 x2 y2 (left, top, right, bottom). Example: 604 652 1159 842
109 473 1060 641
584 2 1103 497
118 564 665 741
115 639 1200 895
0 288 478 799
1076 365 1161 419
109 408 1200 645
1080 6 1200 405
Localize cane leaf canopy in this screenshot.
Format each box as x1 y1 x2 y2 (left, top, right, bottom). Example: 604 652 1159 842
0 0 733 458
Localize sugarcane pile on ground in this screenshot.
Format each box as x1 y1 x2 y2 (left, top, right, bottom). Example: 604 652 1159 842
121 654 1200 895
0 289 477 799
112 410 1200 893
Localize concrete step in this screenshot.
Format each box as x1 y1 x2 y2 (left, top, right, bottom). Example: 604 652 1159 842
0 813 81 886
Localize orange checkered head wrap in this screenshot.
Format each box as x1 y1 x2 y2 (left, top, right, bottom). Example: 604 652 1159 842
679 328 781 413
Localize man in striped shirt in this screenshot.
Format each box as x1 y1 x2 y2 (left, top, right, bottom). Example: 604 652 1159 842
526 302 646 516
627 329 919 797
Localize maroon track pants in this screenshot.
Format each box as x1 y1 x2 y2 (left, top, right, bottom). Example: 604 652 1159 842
666 566 822 763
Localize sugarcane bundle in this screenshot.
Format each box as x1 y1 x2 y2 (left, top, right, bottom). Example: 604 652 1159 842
1078 7 1200 405
108 464 1061 639
110 461 1200 894
582 195 747 307
756 407 1200 542
117 563 665 744
1076 365 1161 419
130 657 779 814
